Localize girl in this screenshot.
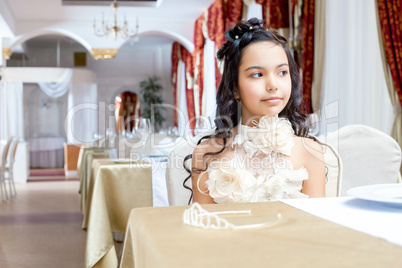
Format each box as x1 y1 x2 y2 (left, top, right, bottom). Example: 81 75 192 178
185 18 325 204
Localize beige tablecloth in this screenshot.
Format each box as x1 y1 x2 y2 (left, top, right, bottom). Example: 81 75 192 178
78 148 110 214
82 159 148 230
85 162 153 268
120 202 401 268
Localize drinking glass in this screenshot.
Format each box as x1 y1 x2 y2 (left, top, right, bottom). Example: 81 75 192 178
307 113 319 136
106 127 116 148
132 117 151 158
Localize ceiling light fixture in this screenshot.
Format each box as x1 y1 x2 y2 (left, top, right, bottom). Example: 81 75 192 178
92 0 139 40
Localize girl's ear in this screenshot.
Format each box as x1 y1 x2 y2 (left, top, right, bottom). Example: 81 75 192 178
233 90 240 101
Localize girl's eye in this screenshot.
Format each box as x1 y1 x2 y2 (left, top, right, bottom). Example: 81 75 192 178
278 70 288 76
250 72 263 78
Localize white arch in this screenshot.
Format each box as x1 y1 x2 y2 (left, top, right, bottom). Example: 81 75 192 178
9 28 92 52
121 29 194 53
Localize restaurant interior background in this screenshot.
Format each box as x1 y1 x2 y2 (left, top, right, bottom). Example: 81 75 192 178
0 1 401 267
0 0 400 182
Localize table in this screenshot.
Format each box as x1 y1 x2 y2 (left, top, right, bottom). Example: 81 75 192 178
29 137 65 168
82 159 133 230
84 161 154 268
78 148 110 214
82 157 169 229
120 198 401 268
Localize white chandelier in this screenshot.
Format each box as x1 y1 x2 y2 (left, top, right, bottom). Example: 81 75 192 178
92 0 139 40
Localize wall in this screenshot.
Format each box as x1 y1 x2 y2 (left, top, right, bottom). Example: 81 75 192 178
8 38 175 140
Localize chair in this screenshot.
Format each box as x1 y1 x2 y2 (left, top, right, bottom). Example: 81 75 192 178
166 130 344 205
4 139 19 197
326 125 401 196
0 137 14 201
166 130 214 206
314 137 343 197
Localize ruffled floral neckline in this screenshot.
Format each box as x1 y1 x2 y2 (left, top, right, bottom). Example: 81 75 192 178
232 115 294 158
200 115 308 204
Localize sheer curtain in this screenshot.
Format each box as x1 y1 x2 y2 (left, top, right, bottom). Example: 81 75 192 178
0 81 24 141
319 0 393 136
65 83 98 144
202 38 217 119
245 0 263 20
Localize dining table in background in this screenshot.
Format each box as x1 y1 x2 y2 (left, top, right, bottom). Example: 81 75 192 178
77 147 110 214
84 156 170 268
29 136 65 168
120 197 402 268
82 156 169 230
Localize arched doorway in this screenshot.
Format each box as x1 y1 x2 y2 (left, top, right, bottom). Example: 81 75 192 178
114 90 141 134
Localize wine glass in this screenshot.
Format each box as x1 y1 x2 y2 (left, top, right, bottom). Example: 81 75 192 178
307 113 319 136
106 127 116 148
131 117 151 158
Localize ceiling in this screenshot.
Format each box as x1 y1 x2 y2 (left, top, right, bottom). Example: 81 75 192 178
2 0 214 24
0 0 216 54
62 0 161 7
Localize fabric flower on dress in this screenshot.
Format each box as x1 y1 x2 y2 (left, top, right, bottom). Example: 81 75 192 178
206 161 255 203
241 116 294 157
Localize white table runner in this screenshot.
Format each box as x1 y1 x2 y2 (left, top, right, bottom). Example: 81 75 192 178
282 197 402 247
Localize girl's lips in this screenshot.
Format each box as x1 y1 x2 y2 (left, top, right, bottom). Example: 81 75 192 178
262 97 282 103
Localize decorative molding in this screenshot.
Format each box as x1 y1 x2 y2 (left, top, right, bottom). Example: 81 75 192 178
90 48 119 60
2 48 12 60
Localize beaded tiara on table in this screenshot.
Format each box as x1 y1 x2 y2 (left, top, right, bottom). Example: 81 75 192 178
183 202 281 230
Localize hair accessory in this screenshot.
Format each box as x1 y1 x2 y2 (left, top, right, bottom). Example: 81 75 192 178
235 35 239 39
249 26 253 30
183 202 281 230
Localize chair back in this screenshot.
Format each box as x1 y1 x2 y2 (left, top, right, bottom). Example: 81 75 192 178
166 130 215 206
315 137 343 197
327 125 401 196
8 139 19 169
1 137 14 168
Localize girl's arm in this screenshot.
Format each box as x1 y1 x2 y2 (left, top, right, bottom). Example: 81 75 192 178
191 142 215 204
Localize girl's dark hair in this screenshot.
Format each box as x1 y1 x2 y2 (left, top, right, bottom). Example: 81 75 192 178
183 18 309 204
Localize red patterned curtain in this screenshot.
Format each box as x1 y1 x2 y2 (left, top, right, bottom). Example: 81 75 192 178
377 0 402 106
222 0 243 31
300 0 314 114
256 0 290 29
193 14 206 116
180 47 196 131
206 0 226 89
171 42 196 130
171 42 180 127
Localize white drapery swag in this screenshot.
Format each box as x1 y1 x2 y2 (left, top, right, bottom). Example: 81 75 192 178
0 81 24 141
176 60 189 137
38 68 73 98
319 0 393 136
65 83 98 144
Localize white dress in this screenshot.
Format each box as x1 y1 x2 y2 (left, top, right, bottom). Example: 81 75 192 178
200 116 309 203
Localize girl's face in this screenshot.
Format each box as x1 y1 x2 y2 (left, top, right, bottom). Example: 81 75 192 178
237 41 291 125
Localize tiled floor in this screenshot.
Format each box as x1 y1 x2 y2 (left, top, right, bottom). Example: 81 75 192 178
0 181 86 268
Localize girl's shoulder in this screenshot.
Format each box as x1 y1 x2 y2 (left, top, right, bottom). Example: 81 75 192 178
192 135 231 157
292 136 323 153
291 136 324 168
192 133 234 167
